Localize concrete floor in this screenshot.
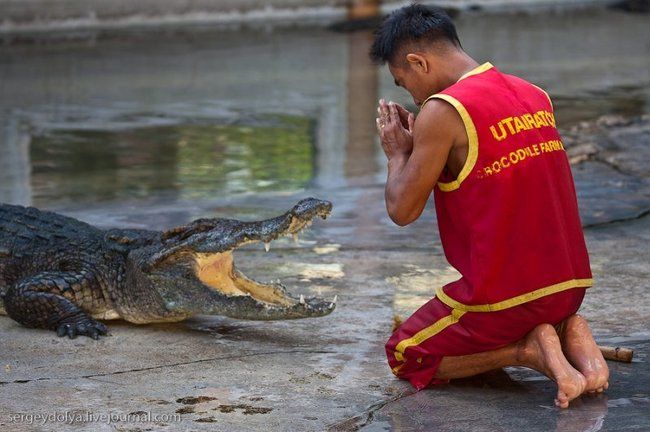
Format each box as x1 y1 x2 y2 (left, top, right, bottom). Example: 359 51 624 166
0 118 648 431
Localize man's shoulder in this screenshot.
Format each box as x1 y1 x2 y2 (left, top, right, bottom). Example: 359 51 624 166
417 97 464 129
414 97 466 145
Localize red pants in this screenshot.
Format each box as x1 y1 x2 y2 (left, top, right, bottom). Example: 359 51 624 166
386 288 586 390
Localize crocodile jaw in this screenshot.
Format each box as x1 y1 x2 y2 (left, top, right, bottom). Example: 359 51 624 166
165 198 337 320
195 252 295 307
191 232 337 319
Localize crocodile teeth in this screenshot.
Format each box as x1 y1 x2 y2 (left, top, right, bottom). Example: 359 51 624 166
292 233 299 244
329 295 338 309
264 242 270 252
299 294 305 305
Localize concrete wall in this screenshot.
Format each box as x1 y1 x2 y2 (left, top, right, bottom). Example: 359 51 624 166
0 0 615 34
0 0 346 33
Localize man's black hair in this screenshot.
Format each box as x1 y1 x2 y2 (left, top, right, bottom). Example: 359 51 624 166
369 4 461 65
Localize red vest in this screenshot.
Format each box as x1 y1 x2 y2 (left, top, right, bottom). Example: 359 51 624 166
424 63 592 312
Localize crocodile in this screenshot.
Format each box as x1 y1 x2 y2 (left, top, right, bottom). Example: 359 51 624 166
0 198 335 339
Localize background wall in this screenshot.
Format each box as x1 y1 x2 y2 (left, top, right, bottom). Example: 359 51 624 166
0 0 616 33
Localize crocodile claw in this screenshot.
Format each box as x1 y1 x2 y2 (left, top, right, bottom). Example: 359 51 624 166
56 318 108 340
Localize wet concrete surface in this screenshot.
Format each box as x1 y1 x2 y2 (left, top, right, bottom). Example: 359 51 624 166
360 349 649 432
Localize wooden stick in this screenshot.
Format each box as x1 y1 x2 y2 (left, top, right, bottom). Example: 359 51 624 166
598 345 634 363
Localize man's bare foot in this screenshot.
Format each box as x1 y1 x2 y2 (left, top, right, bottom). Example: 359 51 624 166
519 323 586 408
559 314 610 394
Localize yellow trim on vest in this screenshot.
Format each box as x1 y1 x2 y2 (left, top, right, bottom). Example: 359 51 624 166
435 278 593 313
418 62 493 192
421 94 479 192
393 309 467 362
531 83 554 110
458 62 494 81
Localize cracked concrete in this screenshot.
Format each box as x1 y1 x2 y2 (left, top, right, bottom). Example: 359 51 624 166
0 349 335 386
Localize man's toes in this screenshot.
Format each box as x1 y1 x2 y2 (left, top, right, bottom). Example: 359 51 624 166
555 394 569 409
555 389 571 409
583 372 596 385
596 382 609 393
584 375 598 391
583 371 609 394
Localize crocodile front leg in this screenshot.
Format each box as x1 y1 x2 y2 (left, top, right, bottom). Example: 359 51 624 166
4 271 108 339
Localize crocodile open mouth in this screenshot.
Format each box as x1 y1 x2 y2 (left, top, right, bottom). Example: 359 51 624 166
158 198 336 319
196 251 295 306
194 251 337 311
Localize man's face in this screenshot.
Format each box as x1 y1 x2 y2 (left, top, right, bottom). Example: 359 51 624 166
388 60 436 108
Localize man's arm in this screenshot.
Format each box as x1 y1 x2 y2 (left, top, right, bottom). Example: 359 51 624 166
379 100 461 226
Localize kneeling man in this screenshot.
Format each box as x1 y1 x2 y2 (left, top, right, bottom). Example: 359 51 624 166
371 5 609 408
